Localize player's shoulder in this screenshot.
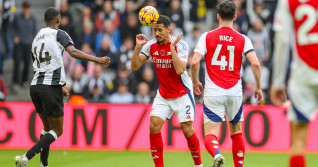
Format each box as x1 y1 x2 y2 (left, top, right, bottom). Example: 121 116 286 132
146 38 157 46
175 38 188 50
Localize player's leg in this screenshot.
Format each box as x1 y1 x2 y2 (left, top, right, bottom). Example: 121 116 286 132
289 122 308 167
176 92 202 166
149 116 165 167
38 113 51 167
180 121 202 166
225 96 244 167
228 122 245 167
203 96 226 166
149 94 171 167
287 83 317 167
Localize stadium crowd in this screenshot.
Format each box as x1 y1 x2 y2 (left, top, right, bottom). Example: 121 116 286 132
0 0 278 104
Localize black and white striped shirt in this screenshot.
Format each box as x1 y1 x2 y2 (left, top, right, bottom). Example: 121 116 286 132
31 27 74 86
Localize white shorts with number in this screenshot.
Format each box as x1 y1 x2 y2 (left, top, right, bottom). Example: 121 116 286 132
288 81 318 122
203 96 243 125
151 92 195 123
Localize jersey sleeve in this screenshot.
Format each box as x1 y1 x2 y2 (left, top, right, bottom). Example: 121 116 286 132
243 35 254 55
272 0 292 89
176 40 189 62
57 30 74 48
194 32 208 56
140 40 152 58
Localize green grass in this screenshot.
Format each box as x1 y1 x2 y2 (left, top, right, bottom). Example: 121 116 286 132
1 149 317 167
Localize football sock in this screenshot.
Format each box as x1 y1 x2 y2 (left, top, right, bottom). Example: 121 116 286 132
40 130 50 166
150 133 164 167
231 133 245 167
290 154 305 167
26 130 57 160
186 133 202 165
204 134 221 159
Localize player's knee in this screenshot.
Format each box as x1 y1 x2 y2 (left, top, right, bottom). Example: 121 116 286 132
53 128 63 137
181 123 194 137
149 122 161 132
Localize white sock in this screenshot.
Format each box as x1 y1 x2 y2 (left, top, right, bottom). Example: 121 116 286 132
41 130 48 136
48 130 58 140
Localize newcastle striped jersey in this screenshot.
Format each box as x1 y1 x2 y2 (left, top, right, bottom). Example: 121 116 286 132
31 27 74 86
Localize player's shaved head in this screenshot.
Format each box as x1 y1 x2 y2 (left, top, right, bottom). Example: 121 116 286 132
44 7 60 22
217 0 236 21
156 15 171 28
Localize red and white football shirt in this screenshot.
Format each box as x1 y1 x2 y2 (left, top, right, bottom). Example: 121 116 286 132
194 27 254 96
140 37 192 99
273 0 318 89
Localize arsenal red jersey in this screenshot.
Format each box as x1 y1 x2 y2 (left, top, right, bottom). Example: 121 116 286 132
194 27 254 96
273 0 318 89
140 37 193 99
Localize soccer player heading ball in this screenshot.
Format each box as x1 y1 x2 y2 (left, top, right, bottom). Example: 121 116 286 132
14 7 110 167
191 0 263 167
131 15 203 167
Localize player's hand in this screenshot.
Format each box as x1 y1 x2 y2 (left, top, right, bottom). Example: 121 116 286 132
270 87 286 107
171 32 183 47
97 56 111 65
254 89 263 104
62 87 69 98
136 34 148 47
193 81 203 95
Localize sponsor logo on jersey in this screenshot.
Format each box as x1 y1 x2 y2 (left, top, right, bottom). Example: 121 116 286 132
167 52 171 55
154 51 159 55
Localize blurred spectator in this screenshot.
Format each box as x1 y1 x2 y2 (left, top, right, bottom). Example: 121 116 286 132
59 0 73 23
119 0 138 25
247 18 271 64
233 0 249 34
243 60 270 104
190 0 207 22
119 12 141 45
79 20 95 49
59 12 78 47
0 77 7 101
184 27 201 55
91 0 104 15
113 66 136 94
1 0 15 59
119 36 134 69
140 67 157 99
65 64 87 97
83 63 112 102
108 82 134 103
164 0 184 30
63 50 77 74
11 1 36 91
95 0 120 32
95 20 121 53
80 43 95 70
74 6 94 42
134 82 151 103
96 37 118 71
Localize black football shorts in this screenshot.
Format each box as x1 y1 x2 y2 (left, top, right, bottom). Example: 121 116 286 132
30 85 64 117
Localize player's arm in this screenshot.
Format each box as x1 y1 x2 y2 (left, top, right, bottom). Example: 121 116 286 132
57 30 110 65
270 0 292 106
246 51 263 104
190 52 204 95
170 32 187 75
65 45 110 65
190 32 207 95
131 34 148 71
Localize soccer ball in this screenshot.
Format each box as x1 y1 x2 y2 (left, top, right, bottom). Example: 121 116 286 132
138 6 159 26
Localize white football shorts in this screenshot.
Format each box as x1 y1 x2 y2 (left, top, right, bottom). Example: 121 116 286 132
151 92 195 123
203 96 243 125
288 81 318 122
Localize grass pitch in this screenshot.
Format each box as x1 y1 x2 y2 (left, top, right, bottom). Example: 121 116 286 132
1 149 317 167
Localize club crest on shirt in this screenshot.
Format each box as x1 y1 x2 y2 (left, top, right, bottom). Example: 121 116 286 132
160 49 165 56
